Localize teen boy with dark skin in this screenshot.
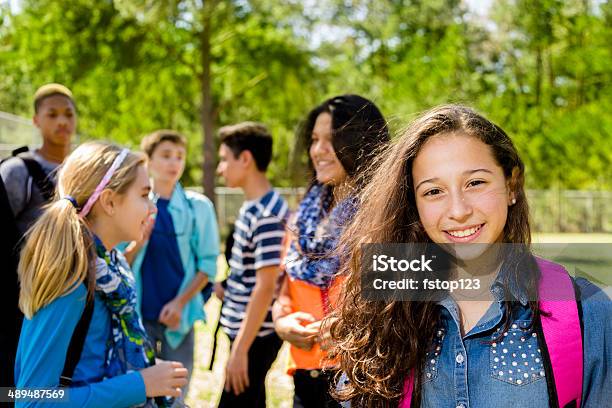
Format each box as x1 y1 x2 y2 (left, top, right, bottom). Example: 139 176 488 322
1 83 77 234
0 83 77 391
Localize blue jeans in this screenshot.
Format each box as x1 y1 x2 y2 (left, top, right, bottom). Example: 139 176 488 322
143 320 195 403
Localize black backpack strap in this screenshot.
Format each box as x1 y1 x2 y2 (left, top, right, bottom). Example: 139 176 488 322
208 311 223 371
11 147 55 201
571 277 585 340
59 294 94 387
11 146 29 156
19 156 55 201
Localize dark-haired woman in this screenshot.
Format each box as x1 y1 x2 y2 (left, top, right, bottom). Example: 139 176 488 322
272 95 390 408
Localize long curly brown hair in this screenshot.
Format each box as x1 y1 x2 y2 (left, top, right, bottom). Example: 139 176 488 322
328 105 539 407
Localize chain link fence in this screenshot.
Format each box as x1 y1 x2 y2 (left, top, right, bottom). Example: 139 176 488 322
210 187 304 239
529 190 612 233
207 187 612 235
0 111 38 158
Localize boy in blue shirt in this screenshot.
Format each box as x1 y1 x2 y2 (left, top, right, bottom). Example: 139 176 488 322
124 130 220 401
215 122 288 408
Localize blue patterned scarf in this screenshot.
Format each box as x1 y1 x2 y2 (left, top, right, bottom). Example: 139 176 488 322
285 183 356 288
94 237 170 407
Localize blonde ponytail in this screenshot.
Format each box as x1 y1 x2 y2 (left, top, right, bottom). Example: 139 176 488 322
18 199 93 318
18 142 145 318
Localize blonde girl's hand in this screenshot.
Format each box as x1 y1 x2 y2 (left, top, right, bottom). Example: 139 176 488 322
274 312 319 350
124 214 156 264
140 361 188 398
142 214 156 241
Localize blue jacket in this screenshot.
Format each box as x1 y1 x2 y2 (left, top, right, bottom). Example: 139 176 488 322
15 284 146 407
130 183 219 349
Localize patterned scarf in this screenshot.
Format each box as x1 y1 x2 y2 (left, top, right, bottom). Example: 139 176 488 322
285 183 356 288
94 237 170 408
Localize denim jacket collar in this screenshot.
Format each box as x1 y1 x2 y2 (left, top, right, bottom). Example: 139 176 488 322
491 260 530 306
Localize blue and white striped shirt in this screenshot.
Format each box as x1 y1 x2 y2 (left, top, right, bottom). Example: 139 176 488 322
220 190 288 339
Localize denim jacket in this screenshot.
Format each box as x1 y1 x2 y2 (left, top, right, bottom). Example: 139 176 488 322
341 274 611 407
130 183 220 349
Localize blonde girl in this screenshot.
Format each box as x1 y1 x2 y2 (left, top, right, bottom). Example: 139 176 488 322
15 142 188 407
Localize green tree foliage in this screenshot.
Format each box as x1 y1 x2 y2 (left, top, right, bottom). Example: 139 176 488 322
0 0 322 191
0 0 609 190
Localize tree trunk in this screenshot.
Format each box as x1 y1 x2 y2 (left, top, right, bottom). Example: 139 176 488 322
534 45 542 107
200 0 217 205
547 47 554 106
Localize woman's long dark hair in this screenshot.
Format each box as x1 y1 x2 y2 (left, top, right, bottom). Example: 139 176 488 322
294 94 390 190
328 105 540 407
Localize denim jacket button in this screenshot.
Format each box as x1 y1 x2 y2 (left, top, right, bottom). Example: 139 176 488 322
456 404 466 408
455 353 464 364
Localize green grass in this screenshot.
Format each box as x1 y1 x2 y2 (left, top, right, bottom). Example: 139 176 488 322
185 233 611 407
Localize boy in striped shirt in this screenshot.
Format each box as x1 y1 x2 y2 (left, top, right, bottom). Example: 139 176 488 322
216 122 288 408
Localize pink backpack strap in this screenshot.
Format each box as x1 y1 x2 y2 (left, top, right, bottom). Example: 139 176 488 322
398 368 414 408
536 257 583 408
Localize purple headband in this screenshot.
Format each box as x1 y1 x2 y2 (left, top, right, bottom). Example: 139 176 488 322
79 148 130 218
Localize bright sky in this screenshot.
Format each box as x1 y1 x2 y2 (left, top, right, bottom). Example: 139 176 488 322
464 0 494 16
7 0 493 15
